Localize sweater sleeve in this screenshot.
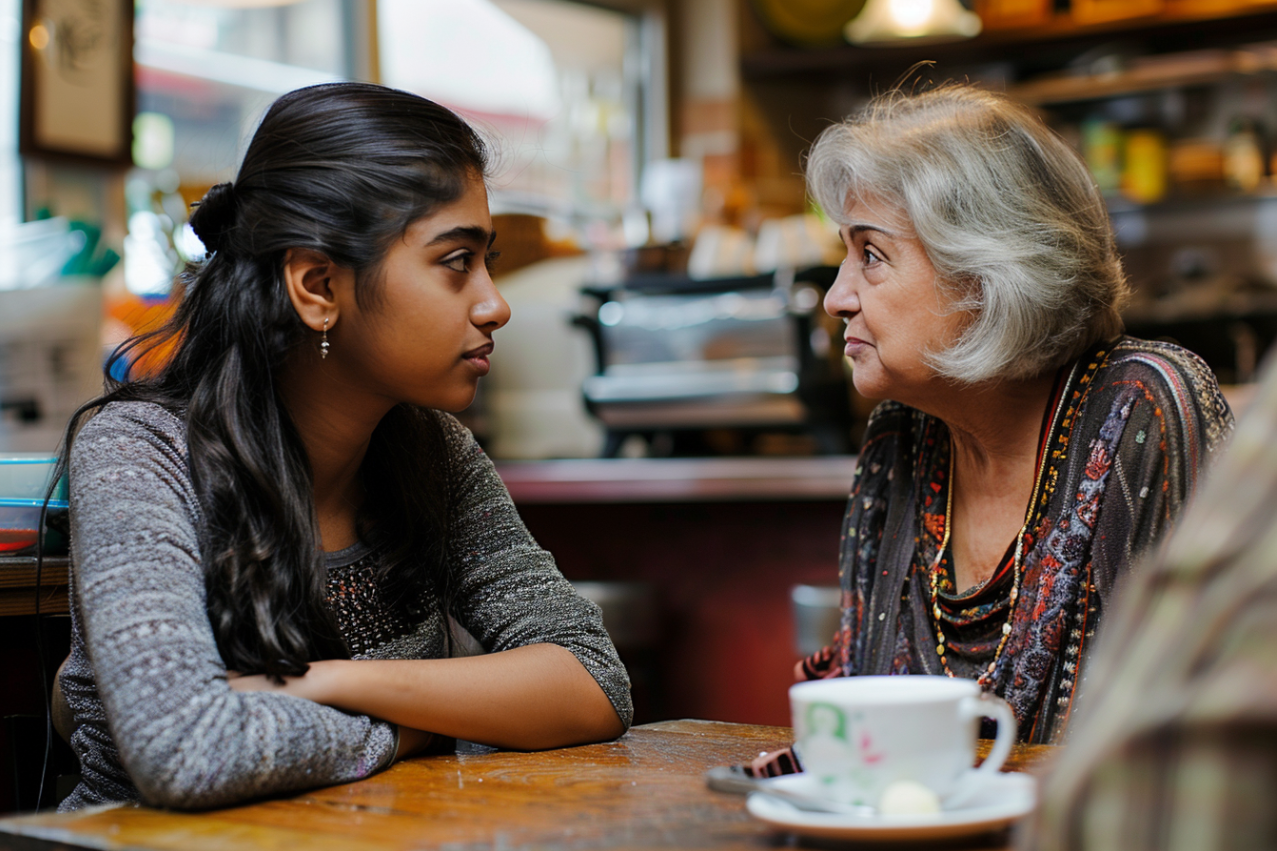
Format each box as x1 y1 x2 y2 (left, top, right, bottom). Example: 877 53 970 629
436 414 634 730
69 403 396 810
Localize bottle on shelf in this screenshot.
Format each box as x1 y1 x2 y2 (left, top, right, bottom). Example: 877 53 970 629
1082 118 1123 196
1122 127 1168 204
1223 116 1266 193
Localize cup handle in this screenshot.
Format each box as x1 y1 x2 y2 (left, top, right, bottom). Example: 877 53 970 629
946 691 1017 809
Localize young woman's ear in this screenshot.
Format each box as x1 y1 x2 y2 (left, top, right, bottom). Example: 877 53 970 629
282 248 354 332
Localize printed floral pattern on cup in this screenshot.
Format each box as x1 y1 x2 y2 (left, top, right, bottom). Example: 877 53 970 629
802 704 885 805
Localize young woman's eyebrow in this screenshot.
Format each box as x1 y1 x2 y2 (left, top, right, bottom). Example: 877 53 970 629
425 225 495 248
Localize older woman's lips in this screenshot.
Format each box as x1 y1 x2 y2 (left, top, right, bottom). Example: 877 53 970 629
463 342 494 375
844 336 870 357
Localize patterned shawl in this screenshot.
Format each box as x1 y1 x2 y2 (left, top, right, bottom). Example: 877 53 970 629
821 337 1233 744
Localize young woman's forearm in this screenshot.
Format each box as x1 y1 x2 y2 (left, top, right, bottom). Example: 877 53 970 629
309 644 624 750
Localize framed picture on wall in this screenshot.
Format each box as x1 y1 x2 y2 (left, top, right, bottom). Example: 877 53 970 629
19 0 135 167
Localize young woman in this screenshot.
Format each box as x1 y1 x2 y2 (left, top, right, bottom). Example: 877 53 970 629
54 83 630 812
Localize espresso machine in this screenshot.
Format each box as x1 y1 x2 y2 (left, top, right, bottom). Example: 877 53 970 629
575 267 853 457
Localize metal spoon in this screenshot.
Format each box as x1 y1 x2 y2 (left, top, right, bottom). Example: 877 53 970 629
705 766 874 816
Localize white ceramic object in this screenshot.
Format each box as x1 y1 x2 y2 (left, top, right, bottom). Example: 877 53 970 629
747 771 1036 843
485 256 603 459
686 225 755 280
753 214 840 273
789 675 1016 808
0 283 104 453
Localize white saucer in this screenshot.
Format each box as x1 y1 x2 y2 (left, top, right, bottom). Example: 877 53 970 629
746 772 1037 843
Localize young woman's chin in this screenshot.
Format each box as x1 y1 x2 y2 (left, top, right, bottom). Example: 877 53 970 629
422 383 480 413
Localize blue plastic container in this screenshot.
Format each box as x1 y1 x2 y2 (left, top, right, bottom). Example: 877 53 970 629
0 497 68 554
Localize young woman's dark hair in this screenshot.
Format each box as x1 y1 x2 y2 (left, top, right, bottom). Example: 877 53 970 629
57 83 490 679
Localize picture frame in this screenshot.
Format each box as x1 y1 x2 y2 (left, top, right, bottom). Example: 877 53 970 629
19 0 135 167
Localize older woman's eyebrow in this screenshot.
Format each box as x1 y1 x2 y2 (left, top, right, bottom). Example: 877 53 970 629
847 224 898 238
425 225 496 247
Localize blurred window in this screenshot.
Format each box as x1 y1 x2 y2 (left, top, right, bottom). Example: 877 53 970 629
1 0 19 228
126 0 651 294
127 0 361 295
379 0 643 226
134 0 359 185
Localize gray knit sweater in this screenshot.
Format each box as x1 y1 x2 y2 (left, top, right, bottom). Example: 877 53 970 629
57 402 631 811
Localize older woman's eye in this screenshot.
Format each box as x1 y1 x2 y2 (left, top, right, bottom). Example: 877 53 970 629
863 247 882 265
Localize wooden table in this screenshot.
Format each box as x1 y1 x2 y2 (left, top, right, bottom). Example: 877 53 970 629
0 720 1052 851
0 557 69 618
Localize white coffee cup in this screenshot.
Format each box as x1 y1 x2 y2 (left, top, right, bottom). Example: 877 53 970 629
790 676 1016 808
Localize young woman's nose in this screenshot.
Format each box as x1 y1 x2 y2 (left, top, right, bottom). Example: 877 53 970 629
823 262 861 320
473 276 512 331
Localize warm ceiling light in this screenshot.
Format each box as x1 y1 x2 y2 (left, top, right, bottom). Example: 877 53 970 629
844 0 982 45
28 22 49 50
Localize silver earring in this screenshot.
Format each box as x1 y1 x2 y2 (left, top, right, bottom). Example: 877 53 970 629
320 317 330 359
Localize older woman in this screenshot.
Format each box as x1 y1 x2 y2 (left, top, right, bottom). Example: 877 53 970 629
788 84 1233 749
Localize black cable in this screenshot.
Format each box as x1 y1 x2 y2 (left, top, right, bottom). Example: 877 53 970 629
32 464 60 812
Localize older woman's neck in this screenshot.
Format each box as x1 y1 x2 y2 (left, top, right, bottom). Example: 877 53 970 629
930 372 1057 477
927 372 1058 591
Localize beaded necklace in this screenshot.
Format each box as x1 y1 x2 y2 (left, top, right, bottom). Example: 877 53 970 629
928 362 1078 688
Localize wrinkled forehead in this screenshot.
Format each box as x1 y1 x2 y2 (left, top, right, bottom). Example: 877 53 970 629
839 189 916 238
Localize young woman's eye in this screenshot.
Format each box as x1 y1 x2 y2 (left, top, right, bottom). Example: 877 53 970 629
484 249 501 272
442 252 471 273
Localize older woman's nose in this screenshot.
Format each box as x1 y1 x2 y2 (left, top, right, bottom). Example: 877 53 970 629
823 264 860 320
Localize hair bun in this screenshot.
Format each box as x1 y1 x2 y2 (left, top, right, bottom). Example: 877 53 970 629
189 182 239 254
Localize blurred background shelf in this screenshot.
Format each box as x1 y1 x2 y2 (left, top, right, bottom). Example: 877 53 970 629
1007 45 1277 104
740 3 1277 80
496 456 858 503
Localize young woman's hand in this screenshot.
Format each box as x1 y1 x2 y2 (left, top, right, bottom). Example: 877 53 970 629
229 667 441 764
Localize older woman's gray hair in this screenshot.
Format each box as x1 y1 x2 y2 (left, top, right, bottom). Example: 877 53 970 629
807 84 1129 384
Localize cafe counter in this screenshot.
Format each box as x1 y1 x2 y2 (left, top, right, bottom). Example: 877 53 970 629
496 456 858 503
493 456 858 728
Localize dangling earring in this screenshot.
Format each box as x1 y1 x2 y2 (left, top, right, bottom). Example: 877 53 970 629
320 317 330 359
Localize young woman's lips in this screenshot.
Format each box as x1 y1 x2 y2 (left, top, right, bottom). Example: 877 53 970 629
463 342 494 375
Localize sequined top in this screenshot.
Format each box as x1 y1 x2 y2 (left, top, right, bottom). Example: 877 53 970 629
56 402 632 811
324 544 412 657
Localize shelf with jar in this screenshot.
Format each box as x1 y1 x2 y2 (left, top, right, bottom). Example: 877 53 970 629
1015 47 1277 379
1066 116 1276 208
1006 44 1277 104
1013 35 1277 206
